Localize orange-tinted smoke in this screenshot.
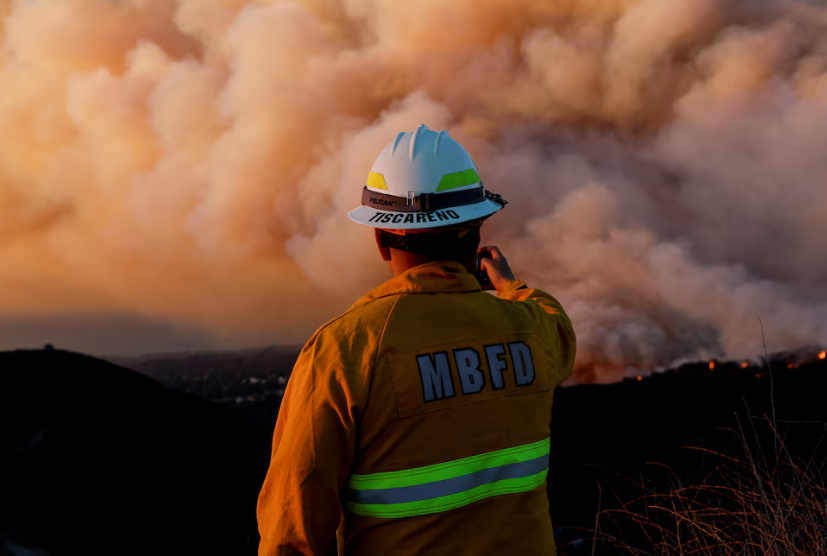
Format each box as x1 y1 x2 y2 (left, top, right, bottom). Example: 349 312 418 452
1 0 826 382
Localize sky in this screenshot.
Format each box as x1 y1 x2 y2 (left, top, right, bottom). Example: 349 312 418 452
1 0 826 381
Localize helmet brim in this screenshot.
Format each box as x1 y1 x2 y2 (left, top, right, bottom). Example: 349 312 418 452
348 198 504 230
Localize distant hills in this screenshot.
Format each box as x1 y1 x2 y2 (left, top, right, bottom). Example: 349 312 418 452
2 346 825 555
110 345 302 424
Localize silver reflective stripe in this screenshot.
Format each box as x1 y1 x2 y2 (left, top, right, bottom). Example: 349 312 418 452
346 454 548 505
345 437 551 518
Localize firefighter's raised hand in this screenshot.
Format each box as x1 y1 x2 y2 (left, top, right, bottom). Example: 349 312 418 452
478 246 517 295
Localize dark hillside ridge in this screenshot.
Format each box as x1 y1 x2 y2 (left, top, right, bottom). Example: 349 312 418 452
2 347 825 555
0 349 270 556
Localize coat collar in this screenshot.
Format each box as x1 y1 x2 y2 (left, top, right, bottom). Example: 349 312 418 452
350 261 481 310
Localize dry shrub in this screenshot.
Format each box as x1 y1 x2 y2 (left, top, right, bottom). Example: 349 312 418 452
591 418 827 556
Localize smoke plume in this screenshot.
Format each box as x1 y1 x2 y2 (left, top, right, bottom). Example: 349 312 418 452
1 0 826 382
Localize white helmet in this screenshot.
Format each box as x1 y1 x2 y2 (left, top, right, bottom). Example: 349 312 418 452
348 125 507 230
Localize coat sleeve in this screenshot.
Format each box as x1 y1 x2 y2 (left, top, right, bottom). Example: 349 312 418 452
257 326 367 556
498 279 577 387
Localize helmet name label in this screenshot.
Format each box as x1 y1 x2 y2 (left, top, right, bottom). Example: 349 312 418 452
368 211 461 225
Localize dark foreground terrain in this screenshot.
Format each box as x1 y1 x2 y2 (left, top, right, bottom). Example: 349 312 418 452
0 350 270 556
1 347 825 555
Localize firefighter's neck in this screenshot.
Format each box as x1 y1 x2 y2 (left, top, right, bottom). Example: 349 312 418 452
387 249 476 277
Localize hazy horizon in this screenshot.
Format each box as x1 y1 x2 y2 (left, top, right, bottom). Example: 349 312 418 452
0 314 225 357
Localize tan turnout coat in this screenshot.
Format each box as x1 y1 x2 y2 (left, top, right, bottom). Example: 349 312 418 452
257 261 576 555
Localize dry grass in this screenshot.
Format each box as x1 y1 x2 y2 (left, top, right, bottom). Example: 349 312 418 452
588 417 827 556
578 326 827 556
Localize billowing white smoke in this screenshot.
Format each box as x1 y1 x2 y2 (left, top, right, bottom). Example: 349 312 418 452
1 0 826 382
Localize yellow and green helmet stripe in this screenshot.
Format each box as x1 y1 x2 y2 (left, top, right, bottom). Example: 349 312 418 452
366 168 480 193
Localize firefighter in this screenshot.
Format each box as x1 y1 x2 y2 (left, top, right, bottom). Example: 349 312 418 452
257 125 576 555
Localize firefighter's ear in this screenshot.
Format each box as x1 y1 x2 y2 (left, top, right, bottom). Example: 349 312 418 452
375 229 391 262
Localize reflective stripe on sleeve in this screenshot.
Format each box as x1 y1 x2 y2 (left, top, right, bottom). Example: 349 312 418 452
345 437 549 519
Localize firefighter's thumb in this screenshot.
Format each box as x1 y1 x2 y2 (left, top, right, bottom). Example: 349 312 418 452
479 248 516 293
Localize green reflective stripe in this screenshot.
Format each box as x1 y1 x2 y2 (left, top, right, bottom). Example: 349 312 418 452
348 437 549 491
346 469 547 519
436 168 481 192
